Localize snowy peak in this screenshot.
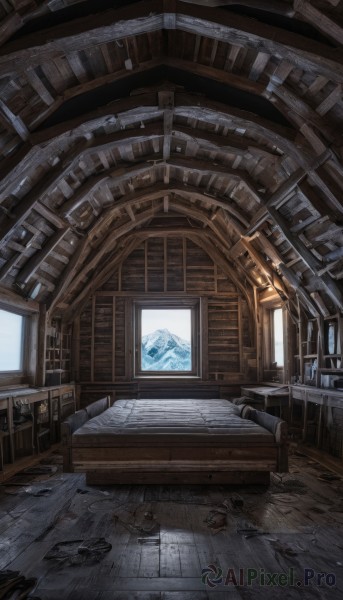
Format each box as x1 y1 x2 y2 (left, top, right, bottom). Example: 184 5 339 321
142 328 191 371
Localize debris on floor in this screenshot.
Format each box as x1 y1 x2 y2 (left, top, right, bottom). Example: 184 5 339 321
44 538 112 565
4 485 53 497
317 472 341 482
204 507 227 533
0 570 39 599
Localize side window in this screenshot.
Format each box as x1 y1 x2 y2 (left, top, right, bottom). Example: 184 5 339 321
272 308 284 368
0 309 24 372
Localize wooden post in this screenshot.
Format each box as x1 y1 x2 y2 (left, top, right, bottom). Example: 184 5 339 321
91 296 95 383
200 297 208 380
112 296 116 382
72 315 80 383
37 304 47 387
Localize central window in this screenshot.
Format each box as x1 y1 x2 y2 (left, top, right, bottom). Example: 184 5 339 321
134 299 200 377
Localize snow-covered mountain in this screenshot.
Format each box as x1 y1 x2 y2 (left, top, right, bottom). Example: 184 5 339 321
142 328 191 371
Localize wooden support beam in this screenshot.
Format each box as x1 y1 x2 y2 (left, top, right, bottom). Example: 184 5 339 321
63 237 141 323
0 13 23 47
192 233 254 314
278 263 319 317
0 98 29 140
88 182 249 243
293 0 343 45
167 56 265 95
47 237 89 313
16 227 70 287
159 90 174 162
0 138 90 250
240 237 287 298
60 174 109 218
269 206 343 312
0 283 39 313
316 85 342 117
36 303 47 387
0 137 162 251
0 0 341 83
26 67 55 106
64 207 160 310
35 201 68 229
245 149 333 236
265 83 335 143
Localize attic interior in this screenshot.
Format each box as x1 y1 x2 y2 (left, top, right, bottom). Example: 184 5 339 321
0 0 343 597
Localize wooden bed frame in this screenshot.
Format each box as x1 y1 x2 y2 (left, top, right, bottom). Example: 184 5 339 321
61 397 288 485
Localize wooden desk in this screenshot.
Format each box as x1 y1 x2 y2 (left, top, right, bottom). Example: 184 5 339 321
240 385 290 420
0 385 75 472
290 385 343 448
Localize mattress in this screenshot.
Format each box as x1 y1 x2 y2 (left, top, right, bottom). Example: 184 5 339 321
72 399 275 447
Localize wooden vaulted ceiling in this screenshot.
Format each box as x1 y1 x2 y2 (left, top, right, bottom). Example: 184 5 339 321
0 0 342 322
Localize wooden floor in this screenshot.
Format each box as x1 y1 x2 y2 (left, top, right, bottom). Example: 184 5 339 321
0 449 342 599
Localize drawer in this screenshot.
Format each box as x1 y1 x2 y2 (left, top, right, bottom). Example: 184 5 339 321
291 387 305 400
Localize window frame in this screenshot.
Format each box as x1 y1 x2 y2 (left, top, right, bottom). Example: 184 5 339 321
0 298 38 386
133 298 200 378
0 307 25 373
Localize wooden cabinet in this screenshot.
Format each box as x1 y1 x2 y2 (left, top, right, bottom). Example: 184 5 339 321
0 385 75 478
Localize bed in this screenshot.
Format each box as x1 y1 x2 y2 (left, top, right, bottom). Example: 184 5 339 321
62 398 288 485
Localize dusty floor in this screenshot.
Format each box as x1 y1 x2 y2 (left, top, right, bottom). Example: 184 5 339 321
0 449 342 599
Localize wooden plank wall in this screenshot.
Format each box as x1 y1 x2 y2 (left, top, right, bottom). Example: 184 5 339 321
76 237 256 387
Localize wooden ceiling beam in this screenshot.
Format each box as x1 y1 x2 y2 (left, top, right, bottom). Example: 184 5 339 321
174 123 279 157
0 138 92 248
57 200 240 314
0 99 29 141
0 13 23 47
159 90 174 164
0 128 164 246
278 263 320 317
15 227 70 288
173 6 343 82
192 233 255 313
168 155 259 194
30 93 159 145
63 205 161 309
264 82 336 144
62 237 142 322
245 148 333 235
29 59 163 131
87 181 249 244
240 237 288 298
47 236 90 314
179 0 292 14
268 205 343 312
293 0 343 46
166 57 265 96
1 1 341 81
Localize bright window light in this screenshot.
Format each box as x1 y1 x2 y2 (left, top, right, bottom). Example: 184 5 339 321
141 309 192 372
273 308 284 367
0 309 23 371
